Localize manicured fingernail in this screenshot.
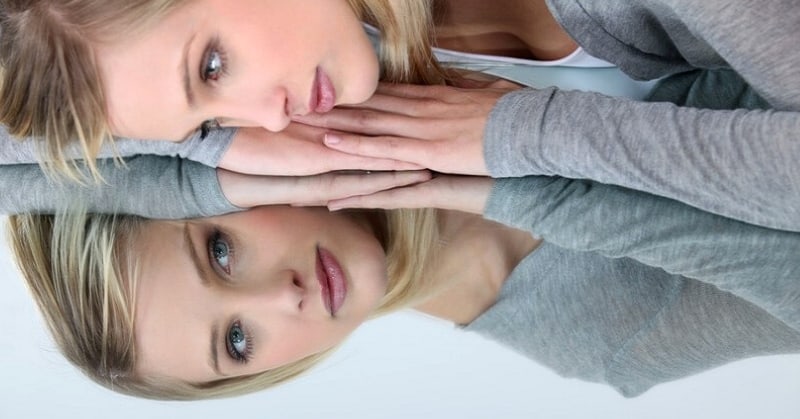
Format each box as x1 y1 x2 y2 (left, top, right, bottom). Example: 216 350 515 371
324 134 342 146
328 202 344 211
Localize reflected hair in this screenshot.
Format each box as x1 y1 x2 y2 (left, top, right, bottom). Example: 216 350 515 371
8 207 440 400
8 0 446 400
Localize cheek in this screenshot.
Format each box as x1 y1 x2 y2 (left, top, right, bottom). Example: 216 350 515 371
265 320 350 368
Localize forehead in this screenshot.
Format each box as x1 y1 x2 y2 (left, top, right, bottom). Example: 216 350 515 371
133 221 215 382
94 2 202 140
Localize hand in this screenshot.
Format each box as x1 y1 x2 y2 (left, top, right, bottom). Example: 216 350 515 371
293 80 522 176
217 168 433 208
217 123 423 176
327 174 494 215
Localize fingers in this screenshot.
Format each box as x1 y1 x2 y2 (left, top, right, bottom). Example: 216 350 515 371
327 184 430 210
328 175 493 214
296 107 434 137
218 168 432 208
219 125 422 176
286 170 433 206
323 133 433 168
321 149 425 173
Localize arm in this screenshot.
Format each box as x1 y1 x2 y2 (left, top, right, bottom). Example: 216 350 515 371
304 81 800 231
0 155 431 219
483 175 800 333
0 124 235 166
0 156 237 219
485 86 800 231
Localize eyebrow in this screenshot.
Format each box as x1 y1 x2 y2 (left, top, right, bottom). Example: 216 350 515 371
182 32 198 109
182 224 224 377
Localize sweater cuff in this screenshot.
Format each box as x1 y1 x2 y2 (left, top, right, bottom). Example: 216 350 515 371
484 88 556 178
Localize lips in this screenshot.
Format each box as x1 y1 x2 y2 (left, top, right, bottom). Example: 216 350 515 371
316 246 347 316
311 67 336 114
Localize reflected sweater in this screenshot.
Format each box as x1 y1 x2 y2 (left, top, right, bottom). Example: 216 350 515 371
466 176 800 397
3 2 800 395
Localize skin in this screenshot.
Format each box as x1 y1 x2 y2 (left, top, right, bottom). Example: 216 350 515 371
434 0 578 60
94 0 379 140
132 187 538 383
133 207 387 383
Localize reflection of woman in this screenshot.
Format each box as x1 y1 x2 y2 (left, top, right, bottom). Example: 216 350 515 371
2 0 799 230
10 173 800 400
5 0 800 402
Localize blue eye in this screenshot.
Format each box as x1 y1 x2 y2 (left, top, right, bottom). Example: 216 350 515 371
208 231 233 275
226 321 251 363
202 48 225 82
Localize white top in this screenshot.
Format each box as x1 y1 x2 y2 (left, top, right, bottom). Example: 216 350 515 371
363 24 656 99
433 44 615 68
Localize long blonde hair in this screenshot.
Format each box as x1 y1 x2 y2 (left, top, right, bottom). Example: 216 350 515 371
8 0 446 400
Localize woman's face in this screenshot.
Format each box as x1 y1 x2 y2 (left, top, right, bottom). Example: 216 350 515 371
133 207 387 383
95 0 379 140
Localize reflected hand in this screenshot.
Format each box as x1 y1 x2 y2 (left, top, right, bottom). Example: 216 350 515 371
217 169 433 208
327 174 494 215
294 80 522 176
218 123 424 176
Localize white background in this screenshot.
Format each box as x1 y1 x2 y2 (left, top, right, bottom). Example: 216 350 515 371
2 221 800 419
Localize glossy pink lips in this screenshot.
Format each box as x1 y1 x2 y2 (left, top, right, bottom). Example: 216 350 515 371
316 246 347 316
312 67 336 113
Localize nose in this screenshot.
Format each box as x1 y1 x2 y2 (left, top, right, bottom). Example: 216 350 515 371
217 87 292 132
234 272 306 314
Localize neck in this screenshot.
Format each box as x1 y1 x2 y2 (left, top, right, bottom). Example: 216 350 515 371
413 210 540 325
432 0 577 60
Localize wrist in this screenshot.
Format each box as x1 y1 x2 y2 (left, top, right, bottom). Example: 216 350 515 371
216 168 257 209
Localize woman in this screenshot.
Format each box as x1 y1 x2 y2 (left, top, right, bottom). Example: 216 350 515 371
2 0 799 231
9 172 800 400
6 0 800 401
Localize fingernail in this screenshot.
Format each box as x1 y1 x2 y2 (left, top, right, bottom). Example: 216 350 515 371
328 202 344 211
324 134 342 146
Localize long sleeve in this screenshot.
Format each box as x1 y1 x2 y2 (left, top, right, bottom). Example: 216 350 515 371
483 176 800 333
0 124 235 167
484 0 800 231
484 86 800 232
0 156 240 219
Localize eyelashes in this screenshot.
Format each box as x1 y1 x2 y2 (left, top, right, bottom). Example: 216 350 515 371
226 320 253 364
207 229 234 276
198 36 228 139
204 228 252 363
200 37 227 83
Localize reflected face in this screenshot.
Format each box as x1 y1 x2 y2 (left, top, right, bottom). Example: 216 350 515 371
95 0 379 140
133 207 387 383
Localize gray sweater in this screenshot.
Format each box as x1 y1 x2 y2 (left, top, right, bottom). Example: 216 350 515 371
485 0 800 231
467 176 800 397
3 1 799 395
2 0 798 229
3 0 799 234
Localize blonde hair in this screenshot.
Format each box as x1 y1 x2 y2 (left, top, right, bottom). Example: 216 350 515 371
9 207 441 400
8 0 447 400
0 0 187 181
0 0 442 182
